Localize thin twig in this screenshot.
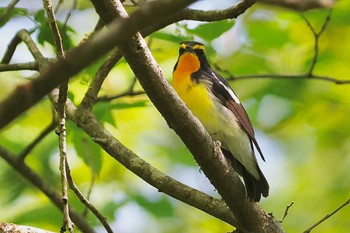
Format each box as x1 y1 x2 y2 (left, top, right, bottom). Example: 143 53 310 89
66 161 114 233
94 39 149 103
1 29 48 71
54 0 64 13
226 73 350 85
63 0 77 30
214 60 350 84
279 201 294 223
303 198 350 233
43 0 73 232
80 49 122 110
301 9 333 75
97 90 145 102
0 62 39 71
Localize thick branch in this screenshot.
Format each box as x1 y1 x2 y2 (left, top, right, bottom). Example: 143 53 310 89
0 222 55 233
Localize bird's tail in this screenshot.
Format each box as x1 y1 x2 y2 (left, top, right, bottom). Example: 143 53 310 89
222 149 269 202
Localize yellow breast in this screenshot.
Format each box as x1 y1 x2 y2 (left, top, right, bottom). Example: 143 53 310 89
172 53 219 130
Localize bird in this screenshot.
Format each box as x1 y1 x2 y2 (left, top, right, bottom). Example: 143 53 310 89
172 41 269 202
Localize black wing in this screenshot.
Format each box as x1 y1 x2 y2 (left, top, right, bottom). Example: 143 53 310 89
192 69 265 161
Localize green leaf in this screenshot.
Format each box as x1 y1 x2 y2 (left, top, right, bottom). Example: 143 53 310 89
70 126 103 175
93 100 147 127
134 195 174 218
0 7 28 27
187 20 235 42
247 20 290 48
151 31 188 44
34 9 45 23
34 9 75 50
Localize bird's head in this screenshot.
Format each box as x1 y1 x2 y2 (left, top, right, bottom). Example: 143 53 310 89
173 41 210 73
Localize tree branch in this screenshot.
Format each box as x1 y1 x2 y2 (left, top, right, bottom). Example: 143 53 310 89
301 9 332 76
0 62 39 71
43 0 73 231
0 146 96 233
18 119 56 161
225 73 350 85
65 160 114 233
80 49 122 110
304 197 350 233
1 29 47 69
0 222 55 233
49 88 237 226
257 0 334 11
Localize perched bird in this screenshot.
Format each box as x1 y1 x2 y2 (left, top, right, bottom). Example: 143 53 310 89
172 41 269 202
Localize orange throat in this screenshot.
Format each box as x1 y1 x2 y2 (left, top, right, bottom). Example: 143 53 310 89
173 53 201 84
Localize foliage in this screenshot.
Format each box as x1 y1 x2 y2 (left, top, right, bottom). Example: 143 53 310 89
0 0 350 233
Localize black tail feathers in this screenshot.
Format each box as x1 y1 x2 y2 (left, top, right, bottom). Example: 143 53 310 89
222 149 269 202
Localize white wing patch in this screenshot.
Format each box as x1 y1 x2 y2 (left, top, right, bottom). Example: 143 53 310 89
211 71 240 104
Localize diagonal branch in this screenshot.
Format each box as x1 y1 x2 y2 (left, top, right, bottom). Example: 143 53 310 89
18 119 56 161
303 197 350 233
65 160 114 233
80 49 122 110
257 0 334 11
0 0 197 130
1 29 47 70
0 146 96 233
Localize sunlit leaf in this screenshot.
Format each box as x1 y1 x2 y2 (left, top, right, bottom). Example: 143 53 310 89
151 31 188 44
186 20 235 42
93 100 148 127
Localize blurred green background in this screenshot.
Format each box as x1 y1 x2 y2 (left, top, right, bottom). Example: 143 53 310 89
0 0 349 232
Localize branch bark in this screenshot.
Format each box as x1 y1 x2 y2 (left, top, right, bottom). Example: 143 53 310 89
257 0 334 10
0 222 55 233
